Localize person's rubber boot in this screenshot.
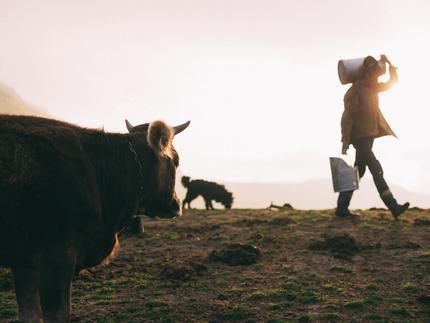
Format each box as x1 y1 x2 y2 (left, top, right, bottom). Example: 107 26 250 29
380 190 410 219
335 191 358 217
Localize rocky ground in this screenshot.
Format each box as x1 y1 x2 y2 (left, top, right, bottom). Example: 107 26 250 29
2 207 430 322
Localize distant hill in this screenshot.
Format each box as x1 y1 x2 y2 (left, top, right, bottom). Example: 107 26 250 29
0 82 48 116
176 177 430 210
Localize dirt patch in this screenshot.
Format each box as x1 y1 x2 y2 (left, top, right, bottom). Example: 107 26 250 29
234 218 270 226
233 216 292 227
308 233 359 260
414 218 430 226
386 241 421 250
158 259 207 282
271 217 293 226
209 243 261 266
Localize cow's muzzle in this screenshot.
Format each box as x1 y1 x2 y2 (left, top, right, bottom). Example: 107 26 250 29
144 197 182 219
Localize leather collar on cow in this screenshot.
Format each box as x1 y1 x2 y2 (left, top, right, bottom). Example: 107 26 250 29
128 140 145 201
115 140 146 233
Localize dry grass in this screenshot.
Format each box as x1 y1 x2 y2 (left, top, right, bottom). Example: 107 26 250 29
1 208 430 321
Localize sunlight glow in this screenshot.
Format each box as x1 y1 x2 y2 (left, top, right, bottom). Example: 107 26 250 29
1 0 430 204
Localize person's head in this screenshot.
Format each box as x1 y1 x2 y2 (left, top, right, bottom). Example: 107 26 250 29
362 56 384 82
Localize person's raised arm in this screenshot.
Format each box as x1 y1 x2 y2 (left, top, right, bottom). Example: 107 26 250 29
378 54 399 92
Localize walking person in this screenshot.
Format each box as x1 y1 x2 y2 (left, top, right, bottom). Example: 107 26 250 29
337 54 409 218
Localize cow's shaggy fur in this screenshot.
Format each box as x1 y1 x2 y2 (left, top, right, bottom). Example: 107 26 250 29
181 176 234 210
0 115 188 322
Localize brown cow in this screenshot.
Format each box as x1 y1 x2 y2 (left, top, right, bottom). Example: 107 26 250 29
0 115 189 322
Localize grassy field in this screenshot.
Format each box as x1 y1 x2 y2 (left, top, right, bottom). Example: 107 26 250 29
2 208 430 322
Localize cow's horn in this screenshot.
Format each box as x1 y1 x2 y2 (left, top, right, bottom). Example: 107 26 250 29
173 121 191 135
125 119 134 132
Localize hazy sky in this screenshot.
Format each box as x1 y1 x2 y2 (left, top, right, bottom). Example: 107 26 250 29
1 0 430 194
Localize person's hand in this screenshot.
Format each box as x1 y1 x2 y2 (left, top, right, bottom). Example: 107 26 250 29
380 54 393 66
342 145 348 155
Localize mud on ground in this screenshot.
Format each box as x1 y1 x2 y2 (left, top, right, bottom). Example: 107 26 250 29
2 208 430 321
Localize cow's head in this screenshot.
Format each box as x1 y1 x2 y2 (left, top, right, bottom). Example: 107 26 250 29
126 119 190 218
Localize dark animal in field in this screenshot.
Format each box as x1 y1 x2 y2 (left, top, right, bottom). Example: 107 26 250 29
0 115 189 322
181 176 233 210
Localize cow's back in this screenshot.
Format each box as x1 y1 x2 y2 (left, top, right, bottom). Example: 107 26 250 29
0 115 97 266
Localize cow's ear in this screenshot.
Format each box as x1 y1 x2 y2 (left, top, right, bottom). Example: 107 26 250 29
125 119 134 133
147 120 174 158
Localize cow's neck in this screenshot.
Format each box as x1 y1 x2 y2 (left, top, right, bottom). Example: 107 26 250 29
127 140 145 200
83 132 142 231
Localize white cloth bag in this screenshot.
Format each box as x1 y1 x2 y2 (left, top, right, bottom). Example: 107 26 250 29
329 157 360 192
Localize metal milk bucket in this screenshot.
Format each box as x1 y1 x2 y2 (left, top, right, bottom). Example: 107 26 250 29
338 57 386 84
329 157 359 192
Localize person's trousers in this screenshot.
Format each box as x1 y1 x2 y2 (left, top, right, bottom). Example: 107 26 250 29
352 137 389 194
337 137 390 213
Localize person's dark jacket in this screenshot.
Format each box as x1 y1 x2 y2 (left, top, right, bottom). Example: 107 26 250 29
341 66 398 148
